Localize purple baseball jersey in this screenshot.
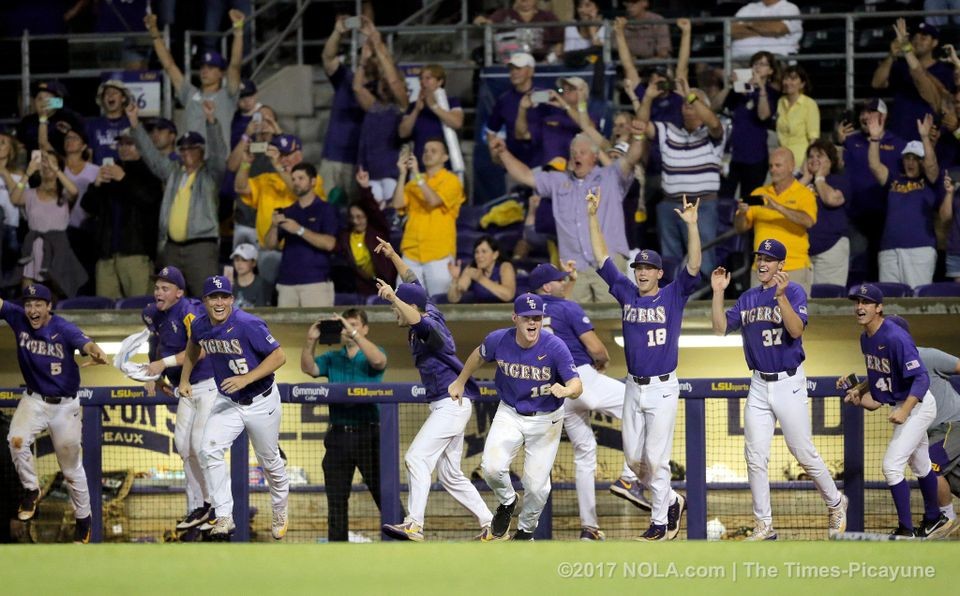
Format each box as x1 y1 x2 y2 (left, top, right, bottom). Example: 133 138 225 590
1 301 90 396
142 298 214 387
191 308 280 402
541 294 594 367
598 258 698 377
860 319 930 406
480 327 579 414
726 282 808 373
408 302 479 401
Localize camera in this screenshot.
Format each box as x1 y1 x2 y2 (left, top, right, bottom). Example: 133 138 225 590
317 319 344 344
344 16 361 30
656 80 674 93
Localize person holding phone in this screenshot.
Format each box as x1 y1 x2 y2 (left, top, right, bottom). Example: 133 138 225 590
16 81 85 157
0 132 25 279
300 308 388 542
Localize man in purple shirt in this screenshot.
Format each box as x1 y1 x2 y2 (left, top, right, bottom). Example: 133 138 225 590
711 239 846 541
4 283 108 544
449 293 583 541
489 118 646 303
515 76 603 166
843 284 941 538
373 242 493 542
530 263 651 541
484 52 541 168
85 80 133 166
179 276 289 541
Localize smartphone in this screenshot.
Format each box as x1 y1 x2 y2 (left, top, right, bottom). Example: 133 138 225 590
530 90 552 105
733 68 754 94
840 109 856 127
46 97 63 110
743 195 765 207
102 157 115 167
252 111 263 123
250 142 268 153
656 79 674 92
399 143 412 159
344 16 361 30
31 150 42 163
318 319 344 344
837 373 859 392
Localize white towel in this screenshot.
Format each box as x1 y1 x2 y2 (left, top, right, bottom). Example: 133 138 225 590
113 328 160 382
434 88 465 176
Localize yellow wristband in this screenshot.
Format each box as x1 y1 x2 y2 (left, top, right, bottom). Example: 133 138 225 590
241 162 252 170
38 116 48 124
902 43 914 53
686 92 699 105
414 173 425 184
953 127 960 140
16 182 26 190
632 134 645 142
577 101 587 113
233 19 245 29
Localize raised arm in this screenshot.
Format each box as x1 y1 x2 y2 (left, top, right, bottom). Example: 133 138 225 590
940 172 955 221
865 114 889 185
873 19 908 90
613 18 640 87
301 322 322 377
675 196 701 275
710 267 731 335
376 278 421 325
374 235 418 283
917 114 940 183
619 119 648 178
145 13 185 92
585 188 608 266
675 18 692 84
323 16 348 76
226 10 245 95
352 44 378 112
337 314 387 370
127 102 176 181
488 136 536 188
678 78 723 138
364 19 409 111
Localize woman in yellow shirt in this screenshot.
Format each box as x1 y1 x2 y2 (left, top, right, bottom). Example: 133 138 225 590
776 65 820 167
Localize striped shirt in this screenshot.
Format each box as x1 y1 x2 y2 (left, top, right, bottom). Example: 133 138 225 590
655 121 726 199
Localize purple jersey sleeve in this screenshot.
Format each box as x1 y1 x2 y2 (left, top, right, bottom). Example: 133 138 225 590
60 319 92 352
597 258 634 304
547 333 580 384
785 283 809 326
243 316 281 359
726 298 744 333
566 302 594 337
480 328 512 362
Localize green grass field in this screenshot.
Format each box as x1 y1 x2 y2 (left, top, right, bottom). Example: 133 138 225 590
2 541 957 594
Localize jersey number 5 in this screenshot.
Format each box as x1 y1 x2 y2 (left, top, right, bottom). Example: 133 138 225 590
50 362 62 376
646 328 667 347
761 328 783 347
228 358 249 375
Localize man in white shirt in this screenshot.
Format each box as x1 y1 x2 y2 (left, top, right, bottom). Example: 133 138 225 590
731 0 803 60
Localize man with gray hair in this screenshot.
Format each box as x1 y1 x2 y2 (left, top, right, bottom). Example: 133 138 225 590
490 125 645 303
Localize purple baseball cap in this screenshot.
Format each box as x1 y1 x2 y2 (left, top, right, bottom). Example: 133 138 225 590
918 22 940 39
176 131 206 149
155 266 186 290
630 249 663 270
270 134 302 155
514 293 545 317
396 283 428 310
201 50 227 69
22 283 52 303
848 283 883 304
754 238 787 261
528 264 567 291
239 78 258 98
203 275 233 298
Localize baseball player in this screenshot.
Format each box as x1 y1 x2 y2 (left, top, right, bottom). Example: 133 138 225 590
842 286 942 538
585 192 699 541
881 315 960 539
178 275 290 540
4 284 108 544
711 239 847 541
449 293 583 541
373 238 493 541
529 263 649 541
140 266 218 532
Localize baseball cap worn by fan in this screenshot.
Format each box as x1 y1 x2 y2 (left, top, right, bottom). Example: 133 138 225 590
864 98 888 115
557 76 588 91
396 283 428 310
528 264 567 291
230 243 259 261
754 238 787 261
177 132 205 149
201 51 227 70
848 283 883 304
33 80 67 98
270 134 302 155
514 293 545 316
203 275 233 298
239 79 258 98
155 266 186 290
146 117 177 135
22 284 52 303
918 22 940 38
902 140 925 158
508 52 535 69
630 249 663 269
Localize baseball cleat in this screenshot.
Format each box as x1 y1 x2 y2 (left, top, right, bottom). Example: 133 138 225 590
474 525 495 541
382 520 424 542
889 524 917 539
73 515 92 544
666 493 686 540
271 507 288 540
511 529 535 541
197 519 215 532
210 516 236 538
579 527 606 541
177 503 213 531
17 489 40 521
609 478 652 511
491 497 517 539
745 521 778 541
827 494 848 537
919 514 952 540
638 523 667 541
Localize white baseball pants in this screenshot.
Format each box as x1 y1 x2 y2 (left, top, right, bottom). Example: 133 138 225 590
482 402 564 533
744 366 841 525
564 364 637 529
200 385 289 520
7 391 90 518
622 373 680 526
883 391 937 485
174 377 217 511
404 397 492 528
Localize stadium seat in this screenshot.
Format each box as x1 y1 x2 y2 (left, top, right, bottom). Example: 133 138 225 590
456 205 486 232
430 293 450 304
849 282 913 298
115 295 154 310
914 282 960 297
493 229 522 256
456 230 487 260
334 292 361 305
810 283 845 299
366 295 390 306
56 296 115 310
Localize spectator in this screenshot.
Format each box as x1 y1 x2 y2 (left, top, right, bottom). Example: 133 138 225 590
619 0 671 60
15 81 84 157
447 235 517 304
230 79 261 149
61 128 99 295
264 163 339 308
560 0 605 56
736 147 817 294
925 0 960 27
224 86 272 250
798 140 850 287
489 127 645 303
10 151 85 296
229 243 274 308
473 0 562 63
776 65 820 166
714 51 780 201
319 15 367 201
484 52 541 170
392 139 464 295
353 22 409 208
85 79 133 165
730 0 802 61
516 76 602 165
235 133 326 285
343 167 397 297
872 19 955 143
80 131 162 298
127 101 226 297
643 78 724 277
867 115 941 288
940 172 960 282
144 9 244 147
300 308 387 543
399 65 464 168
145 118 179 161
0 132 24 280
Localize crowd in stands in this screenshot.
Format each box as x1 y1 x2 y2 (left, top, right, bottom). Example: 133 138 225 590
1 0 960 309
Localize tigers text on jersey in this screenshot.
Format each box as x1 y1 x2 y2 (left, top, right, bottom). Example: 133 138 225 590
191 308 280 402
1 301 90 396
726 282 807 373
860 319 929 405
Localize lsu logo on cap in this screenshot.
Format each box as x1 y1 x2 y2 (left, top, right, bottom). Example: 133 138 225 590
204 52 213 62
763 239 772 251
279 138 288 149
859 285 868 295
526 297 537 311
160 267 169 276
213 277 223 289
27 286 36 296
640 250 649 260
